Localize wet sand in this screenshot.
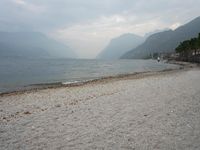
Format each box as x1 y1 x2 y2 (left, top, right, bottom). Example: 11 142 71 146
0 67 200 149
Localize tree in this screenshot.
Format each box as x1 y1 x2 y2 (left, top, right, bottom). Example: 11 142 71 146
175 33 200 57
198 33 200 49
176 40 191 58
190 38 198 55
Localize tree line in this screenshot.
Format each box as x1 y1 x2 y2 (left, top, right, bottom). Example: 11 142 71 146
176 33 200 57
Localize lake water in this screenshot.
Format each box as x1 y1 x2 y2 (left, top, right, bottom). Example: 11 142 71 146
0 57 179 93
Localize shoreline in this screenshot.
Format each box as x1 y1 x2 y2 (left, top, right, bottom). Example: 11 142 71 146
0 61 197 97
1 62 200 149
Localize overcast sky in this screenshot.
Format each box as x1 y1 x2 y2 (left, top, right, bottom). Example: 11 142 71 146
0 0 200 58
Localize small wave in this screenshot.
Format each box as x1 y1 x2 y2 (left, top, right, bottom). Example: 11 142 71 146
62 80 80 85
62 78 97 85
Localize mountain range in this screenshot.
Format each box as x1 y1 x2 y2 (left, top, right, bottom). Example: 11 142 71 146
0 32 76 58
97 33 144 59
121 16 200 59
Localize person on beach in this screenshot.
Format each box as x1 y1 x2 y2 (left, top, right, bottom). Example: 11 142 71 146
157 56 160 62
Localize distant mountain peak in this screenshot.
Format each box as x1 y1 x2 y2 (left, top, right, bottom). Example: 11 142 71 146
0 32 76 58
121 16 200 59
144 28 171 38
97 33 144 59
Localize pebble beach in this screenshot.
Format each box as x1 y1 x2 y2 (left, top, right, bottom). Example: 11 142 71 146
0 67 200 150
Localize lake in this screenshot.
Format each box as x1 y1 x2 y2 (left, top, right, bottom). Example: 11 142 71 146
0 57 179 93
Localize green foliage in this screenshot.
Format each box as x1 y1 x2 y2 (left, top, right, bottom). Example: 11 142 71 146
198 33 200 47
175 33 200 55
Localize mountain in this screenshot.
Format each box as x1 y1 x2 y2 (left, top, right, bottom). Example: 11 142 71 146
0 32 76 58
144 28 170 38
97 33 144 59
121 16 200 59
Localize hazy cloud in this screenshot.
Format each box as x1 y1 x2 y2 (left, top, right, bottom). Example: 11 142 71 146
0 0 200 58
12 0 46 13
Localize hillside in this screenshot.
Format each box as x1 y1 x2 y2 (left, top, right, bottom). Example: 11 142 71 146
97 33 144 59
0 32 76 58
121 16 200 59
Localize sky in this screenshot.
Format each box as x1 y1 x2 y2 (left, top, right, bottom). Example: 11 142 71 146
0 0 200 58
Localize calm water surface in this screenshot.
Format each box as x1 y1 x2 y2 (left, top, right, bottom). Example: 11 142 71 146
0 57 179 93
